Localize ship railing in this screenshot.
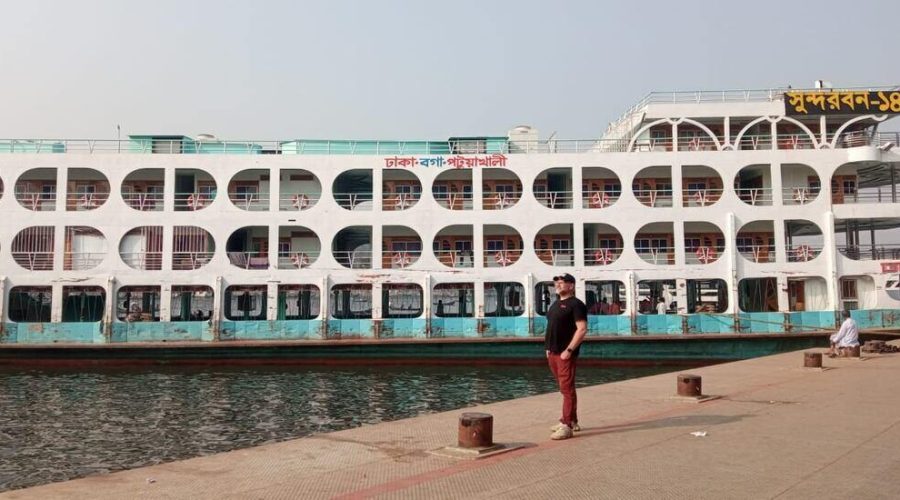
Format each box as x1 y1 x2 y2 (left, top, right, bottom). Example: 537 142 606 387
485 249 522 267
537 249 574 267
684 245 725 265
277 251 320 269
832 189 898 204
435 250 474 268
333 250 372 269
536 191 574 209
174 192 214 211
120 251 163 270
646 89 787 104
434 192 473 210
838 244 900 261
65 191 109 210
172 252 214 270
582 190 620 208
12 251 54 270
735 187 773 206
381 250 422 268
584 247 621 266
782 186 820 205
634 189 674 207
775 134 817 150
682 188 723 207
122 192 164 211
631 137 675 152
334 192 374 211
14 191 57 211
786 244 822 262
381 192 420 211
64 252 105 270
228 192 270 211
635 247 675 265
738 245 776 263
677 136 722 151
483 191 521 210
278 193 320 211
227 251 269 270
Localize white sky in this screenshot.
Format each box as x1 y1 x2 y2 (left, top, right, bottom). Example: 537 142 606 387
1 0 898 140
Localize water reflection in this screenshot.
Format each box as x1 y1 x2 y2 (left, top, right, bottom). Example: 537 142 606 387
0 364 674 491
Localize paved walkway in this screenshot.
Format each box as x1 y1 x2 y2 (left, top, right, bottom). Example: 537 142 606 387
6 345 900 499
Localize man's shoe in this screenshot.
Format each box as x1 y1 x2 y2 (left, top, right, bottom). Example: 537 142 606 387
551 422 581 432
550 424 573 440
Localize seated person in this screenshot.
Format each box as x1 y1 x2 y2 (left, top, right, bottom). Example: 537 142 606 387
829 310 859 357
609 301 622 315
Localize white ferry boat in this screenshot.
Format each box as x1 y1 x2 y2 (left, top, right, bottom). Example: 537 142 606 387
1 84 899 361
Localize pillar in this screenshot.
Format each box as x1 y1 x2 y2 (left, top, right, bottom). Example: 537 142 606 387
266 281 278 321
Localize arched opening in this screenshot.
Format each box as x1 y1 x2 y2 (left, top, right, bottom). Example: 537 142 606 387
332 226 372 269
383 225 422 268
785 219 823 262
333 169 373 211
632 165 672 207
64 226 106 270
119 226 163 270
781 163 820 205
121 168 164 211
382 170 421 211
433 169 472 210
533 167 573 209
228 169 270 211
682 165 722 207
581 167 621 209
276 226 321 269
433 225 473 268
734 164 773 206
15 168 57 211
226 226 269 269
12 226 54 271
172 226 215 270
174 168 216 211
534 223 574 266
583 223 623 266
737 221 776 263
279 169 321 211
684 221 724 265
66 168 110 211
484 224 523 267
634 222 674 265
483 168 522 210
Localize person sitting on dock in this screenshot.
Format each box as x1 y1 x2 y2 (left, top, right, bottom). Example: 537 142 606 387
829 310 859 357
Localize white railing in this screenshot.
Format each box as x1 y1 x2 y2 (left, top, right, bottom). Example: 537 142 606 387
484 249 522 267
227 251 269 270
334 193 373 211
782 187 819 205
683 188 723 207
582 190 620 209
228 192 270 211
839 244 900 261
435 192 473 210
735 188 773 206
684 246 724 265
277 251 319 269
833 189 898 204
333 250 372 269
677 136 722 151
14 192 56 211
120 252 163 270
66 192 109 210
584 247 621 266
739 245 776 263
786 245 821 263
536 191 573 209
634 189 674 207
483 191 521 210
381 250 421 268
382 192 420 211
636 247 675 265
174 192 214 211
537 249 574 266
279 193 319 211
122 192 164 211
435 250 474 268
64 252 105 270
172 252 214 270
12 251 54 270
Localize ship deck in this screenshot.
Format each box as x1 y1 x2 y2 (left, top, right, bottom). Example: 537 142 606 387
5 342 900 499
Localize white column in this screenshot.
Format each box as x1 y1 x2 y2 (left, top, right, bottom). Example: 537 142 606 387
572 166 583 209
373 167 383 213
472 166 483 210
212 276 223 339
675 278 688 315
626 271 637 334
524 272 535 331
266 281 278 320
270 167 281 212
268 225 279 271
573 222 585 267
771 163 784 208
164 165 176 211
474 278 485 319
161 225 173 272
671 163 683 209
372 225 382 270
473 224 484 270
823 211 839 310
725 213 739 314
53 226 66 274
103 276 116 342
0 276 6 325
774 217 788 268
770 121 778 151
723 116 731 149
50 283 64 323
55 167 68 212
673 221 686 267
422 273 432 336
320 275 330 334
777 275 790 312
372 282 383 320
159 284 172 322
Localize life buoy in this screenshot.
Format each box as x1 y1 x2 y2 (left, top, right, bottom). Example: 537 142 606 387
695 246 716 264
290 252 310 268
494 251 512 266
794 244 812 261
291 194 310 210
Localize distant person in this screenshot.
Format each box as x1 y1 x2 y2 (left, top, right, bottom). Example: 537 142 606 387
544 273 587 440
639 297 652 314
656 298 667 315
829 310 859 357
609 301 622 315
599 297 610 315
436 300 444 316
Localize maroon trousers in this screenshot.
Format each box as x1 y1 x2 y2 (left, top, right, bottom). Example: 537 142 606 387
547 353 578 426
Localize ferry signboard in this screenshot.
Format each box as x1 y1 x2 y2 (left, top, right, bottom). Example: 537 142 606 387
784 90 900 115
383 154 507 168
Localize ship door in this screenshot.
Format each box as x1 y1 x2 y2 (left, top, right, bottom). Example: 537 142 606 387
176 173 195 195
788 280 806 311
547 173 567 194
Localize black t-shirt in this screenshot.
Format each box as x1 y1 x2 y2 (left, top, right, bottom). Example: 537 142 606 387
544 296 587 356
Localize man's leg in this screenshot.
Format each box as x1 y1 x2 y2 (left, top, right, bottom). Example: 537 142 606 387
548 354 565 424
556 357 577 427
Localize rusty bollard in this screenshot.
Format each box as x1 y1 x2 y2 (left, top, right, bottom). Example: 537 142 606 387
677 374 702 398
804 352 823 368
839 345 861 358
862 340 885 353
458 412 493 448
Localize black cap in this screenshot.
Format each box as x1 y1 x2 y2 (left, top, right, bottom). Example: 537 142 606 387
553 273 576 283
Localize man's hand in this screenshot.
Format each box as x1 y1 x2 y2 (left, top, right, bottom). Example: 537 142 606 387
545 350 550 358
560 350 571 360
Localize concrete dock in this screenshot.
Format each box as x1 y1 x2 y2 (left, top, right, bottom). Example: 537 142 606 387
6 345 900 499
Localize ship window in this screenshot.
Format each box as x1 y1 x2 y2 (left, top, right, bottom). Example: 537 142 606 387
685 238 701 252
738 278 778 312
171 286 214 321
277 285 320 320
330 284 372 319
637 280 676 314
486 239 505 251
484 282 525 317
433 283 474 318
224 285 266 321
62 286 105 322
736 237 755 253
383 284 423 319
117 286 161 322
534 281 559 316
687 279 728 313
586 281 626 316
41 184 56 200
8 286 52 322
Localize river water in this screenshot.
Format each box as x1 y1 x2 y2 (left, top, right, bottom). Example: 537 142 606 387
0 363 678 491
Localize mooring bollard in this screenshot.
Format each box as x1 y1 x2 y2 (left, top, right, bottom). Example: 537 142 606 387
862 340 885 353
458 412 493 448
676 374 702 398
839 345 861 358
804 352 823 368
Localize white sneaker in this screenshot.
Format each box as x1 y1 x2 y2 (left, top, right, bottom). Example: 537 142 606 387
550 424 573 440
551 422 581 432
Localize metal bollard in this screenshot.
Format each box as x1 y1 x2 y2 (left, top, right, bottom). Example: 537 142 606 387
458 412 493 448
676 374 702 398
840 345 861 358
804 352 823 368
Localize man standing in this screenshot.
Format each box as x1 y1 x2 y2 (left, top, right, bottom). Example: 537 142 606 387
829 310 859 357
545 273 588 440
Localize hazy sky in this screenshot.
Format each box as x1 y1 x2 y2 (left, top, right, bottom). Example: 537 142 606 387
1 0 898 140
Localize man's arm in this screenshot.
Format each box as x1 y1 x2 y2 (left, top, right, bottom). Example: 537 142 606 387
562 319 587 360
